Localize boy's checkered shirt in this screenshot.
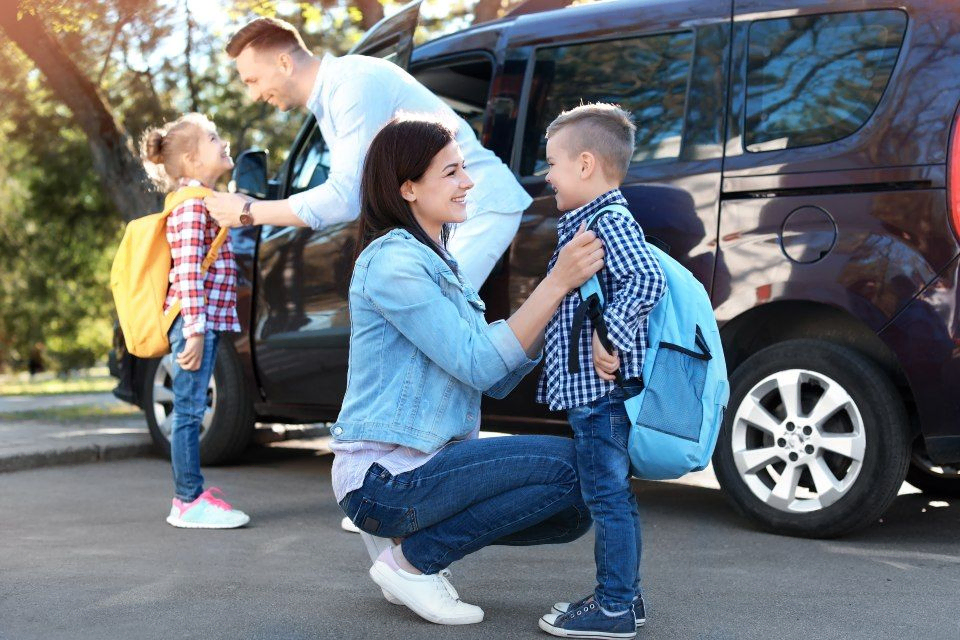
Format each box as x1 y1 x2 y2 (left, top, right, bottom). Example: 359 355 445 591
536 189 666 411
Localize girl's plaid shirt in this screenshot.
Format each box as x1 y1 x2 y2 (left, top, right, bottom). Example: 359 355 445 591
162 179 241 339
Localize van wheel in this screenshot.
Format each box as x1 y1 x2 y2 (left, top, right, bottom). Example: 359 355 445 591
712 339 909 538
905 443 960 497
140 341 255 465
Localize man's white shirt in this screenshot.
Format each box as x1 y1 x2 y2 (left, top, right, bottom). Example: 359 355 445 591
287 53 532 230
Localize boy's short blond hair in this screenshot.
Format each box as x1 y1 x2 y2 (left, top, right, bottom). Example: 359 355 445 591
545 103 636 182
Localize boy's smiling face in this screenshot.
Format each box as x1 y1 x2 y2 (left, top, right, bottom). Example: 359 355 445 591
545 127 590 212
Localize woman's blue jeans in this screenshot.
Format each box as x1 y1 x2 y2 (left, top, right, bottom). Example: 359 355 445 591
339 435 592 575
168 316 219 502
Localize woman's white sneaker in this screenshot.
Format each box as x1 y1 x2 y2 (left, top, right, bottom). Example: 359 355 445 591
368 548 483 625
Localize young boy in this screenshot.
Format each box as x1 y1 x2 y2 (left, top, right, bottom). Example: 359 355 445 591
536 104 666 640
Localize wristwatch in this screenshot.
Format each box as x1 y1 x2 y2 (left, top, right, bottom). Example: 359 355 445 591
239 200 254 226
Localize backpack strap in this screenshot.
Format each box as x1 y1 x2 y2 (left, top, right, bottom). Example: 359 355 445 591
567 204 633 385
164 186 229 276
162 186 231 331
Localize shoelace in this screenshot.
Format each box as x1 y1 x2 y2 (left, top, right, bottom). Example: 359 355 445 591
563 601 598 621
434 569 461 602
198 487 233 511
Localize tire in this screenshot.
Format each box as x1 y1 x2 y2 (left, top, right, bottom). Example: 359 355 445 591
140 341 256 465
905 443 960 497
712 339 910 538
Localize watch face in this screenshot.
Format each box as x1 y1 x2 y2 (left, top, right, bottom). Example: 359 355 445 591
239 213 253 226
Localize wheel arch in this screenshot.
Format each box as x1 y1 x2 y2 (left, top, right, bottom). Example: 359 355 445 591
719 300 919 440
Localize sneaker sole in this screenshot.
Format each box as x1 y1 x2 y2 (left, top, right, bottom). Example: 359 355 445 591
382 588 403 605
166 514 250 529
368 563 483 625
551 606 644 628
538 615 636 640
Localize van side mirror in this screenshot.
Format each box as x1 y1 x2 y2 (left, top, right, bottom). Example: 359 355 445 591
232 149 268 199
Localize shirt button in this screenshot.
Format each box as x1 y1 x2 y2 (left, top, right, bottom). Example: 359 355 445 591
332 426 343 436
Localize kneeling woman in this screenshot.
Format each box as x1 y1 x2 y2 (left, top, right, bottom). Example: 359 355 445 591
332 115 605 626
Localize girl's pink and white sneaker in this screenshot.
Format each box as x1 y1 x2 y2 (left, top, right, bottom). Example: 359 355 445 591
166 487 250 529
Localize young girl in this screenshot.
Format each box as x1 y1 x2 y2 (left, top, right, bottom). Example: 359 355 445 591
332 115 605 625
140 113 249 529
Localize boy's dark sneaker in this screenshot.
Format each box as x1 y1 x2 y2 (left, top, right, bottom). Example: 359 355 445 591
552 594 645 627
539 600 636 639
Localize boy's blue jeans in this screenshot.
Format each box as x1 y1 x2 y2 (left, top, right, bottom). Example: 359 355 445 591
567 387 642 613
168 316 220 502
339 435 593 575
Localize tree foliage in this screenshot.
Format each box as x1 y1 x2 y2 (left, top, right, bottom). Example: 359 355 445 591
0 0 541 371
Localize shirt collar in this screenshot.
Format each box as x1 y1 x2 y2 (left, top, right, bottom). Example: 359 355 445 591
557 188 627 235
307 54 334 119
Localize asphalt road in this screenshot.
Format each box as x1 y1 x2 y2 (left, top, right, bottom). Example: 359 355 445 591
1 445 958 640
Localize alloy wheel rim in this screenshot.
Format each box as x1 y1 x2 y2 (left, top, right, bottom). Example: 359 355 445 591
731 369 866 513
151 354 217 442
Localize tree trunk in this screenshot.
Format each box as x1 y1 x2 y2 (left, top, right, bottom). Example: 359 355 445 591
473 0 503 25
352 0 384 30
184 0 200 112
0 4 161 221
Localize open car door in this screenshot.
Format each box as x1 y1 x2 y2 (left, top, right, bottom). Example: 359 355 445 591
251 1 423 413
349 0 421 63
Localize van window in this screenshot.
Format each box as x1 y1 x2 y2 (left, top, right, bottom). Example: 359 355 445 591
289 127 330 195
414 58 494 142
520 32 694 177
745 10 907 152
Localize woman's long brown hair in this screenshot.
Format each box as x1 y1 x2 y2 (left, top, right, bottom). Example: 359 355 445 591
355 115 458 271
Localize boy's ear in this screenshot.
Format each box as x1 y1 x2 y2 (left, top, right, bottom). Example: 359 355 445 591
400 179 417 202
579 151 596 180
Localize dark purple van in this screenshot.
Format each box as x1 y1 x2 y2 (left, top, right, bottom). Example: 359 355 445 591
111 0 960 537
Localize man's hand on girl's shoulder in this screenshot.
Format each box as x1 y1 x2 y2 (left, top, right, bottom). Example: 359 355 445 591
204 192 252 228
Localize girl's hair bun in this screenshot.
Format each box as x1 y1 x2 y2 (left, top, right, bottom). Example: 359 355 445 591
141 128 166 166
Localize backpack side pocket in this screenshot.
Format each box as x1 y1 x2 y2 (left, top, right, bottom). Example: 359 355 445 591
635 342 708 442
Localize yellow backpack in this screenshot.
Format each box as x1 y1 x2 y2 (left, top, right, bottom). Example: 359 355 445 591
110 186 228 358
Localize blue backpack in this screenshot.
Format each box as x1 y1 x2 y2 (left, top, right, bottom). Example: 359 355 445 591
570 204 729 480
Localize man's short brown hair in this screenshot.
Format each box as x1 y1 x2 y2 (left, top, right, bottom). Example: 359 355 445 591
226 17 309 59
545 103 637 182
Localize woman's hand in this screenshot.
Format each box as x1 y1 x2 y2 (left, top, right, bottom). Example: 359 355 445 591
176 335 204 372
593 329 620 381
549 223 605 293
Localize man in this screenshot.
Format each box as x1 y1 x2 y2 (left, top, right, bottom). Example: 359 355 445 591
205 17 531 289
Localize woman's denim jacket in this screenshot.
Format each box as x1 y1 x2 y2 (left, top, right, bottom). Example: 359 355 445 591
331 229 541 452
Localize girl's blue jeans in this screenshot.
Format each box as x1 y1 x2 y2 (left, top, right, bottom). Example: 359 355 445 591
339 434 593 575
168 316 220 502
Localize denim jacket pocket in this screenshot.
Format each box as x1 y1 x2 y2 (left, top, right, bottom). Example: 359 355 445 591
466 293 486 313
438 268 465 295
438 269 486 313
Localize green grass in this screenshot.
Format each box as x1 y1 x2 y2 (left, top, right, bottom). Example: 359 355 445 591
0 375 116 397
6 403 142 422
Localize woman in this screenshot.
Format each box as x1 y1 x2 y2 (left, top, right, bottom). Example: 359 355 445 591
332 115 605 626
